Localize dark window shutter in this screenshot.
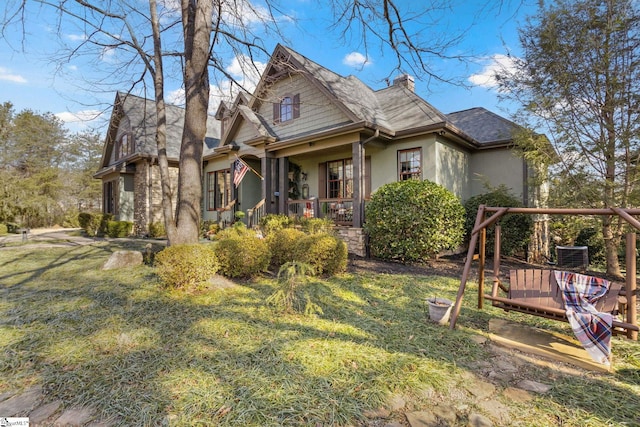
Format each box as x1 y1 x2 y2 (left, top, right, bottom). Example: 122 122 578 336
273 102 280 123
293 94 300 119
318 162 327 198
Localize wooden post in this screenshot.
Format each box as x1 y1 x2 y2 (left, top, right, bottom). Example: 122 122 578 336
627 232 637 340
493 225 501 297
450 205 485 329
478 227 486 309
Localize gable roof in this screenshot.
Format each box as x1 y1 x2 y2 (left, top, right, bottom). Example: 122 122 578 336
99 92 221 170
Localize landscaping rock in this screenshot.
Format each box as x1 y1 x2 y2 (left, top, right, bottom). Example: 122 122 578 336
405 410 438 427
0 387 42 416
54 406 96 425
516 379 552 394
468 413 493 426
363 407 390 419
477 399 510 423
502 387 533 403
388 394 406 411
29 400 62 423
102 250 143 270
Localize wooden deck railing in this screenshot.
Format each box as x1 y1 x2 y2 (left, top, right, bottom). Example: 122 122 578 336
247 199 266 228
287 198 355 225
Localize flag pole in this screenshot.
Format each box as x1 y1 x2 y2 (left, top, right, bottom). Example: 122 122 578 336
236 155 264 180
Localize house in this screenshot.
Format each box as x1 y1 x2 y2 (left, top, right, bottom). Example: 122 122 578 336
96 45 543 256
202 44 543 255
94 92 221 235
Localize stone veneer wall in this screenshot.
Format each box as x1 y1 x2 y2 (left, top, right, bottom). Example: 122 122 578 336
336 227 367 258
133 161 179 236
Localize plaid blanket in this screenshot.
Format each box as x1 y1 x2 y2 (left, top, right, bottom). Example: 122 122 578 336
554 270 613 366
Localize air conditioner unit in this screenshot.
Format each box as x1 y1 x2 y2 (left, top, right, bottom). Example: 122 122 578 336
556 246 589 269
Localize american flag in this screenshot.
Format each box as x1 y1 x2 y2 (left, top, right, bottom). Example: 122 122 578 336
233 158 249 187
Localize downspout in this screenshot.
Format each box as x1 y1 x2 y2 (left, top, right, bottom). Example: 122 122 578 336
362 128 380 146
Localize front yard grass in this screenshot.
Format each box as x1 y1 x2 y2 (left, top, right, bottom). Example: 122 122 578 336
0 242 638 426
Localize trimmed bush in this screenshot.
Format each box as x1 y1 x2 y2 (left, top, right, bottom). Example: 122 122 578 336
364 180 465 262
463 186 533 256
295 232 348 276
154 243 218 289
78 212 101 236
259 214 293 237
267 228 307 267
106 221 133 238
296 217 335 234
148 222 166 238
0 223 7 235
215 230 271 278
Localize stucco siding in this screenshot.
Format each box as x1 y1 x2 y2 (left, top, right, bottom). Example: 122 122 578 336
435 141 469 201
469 148 524 200
369 137 437 193
258 74 351 140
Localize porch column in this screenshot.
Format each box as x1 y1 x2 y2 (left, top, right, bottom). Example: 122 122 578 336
261 156 275 214
352 140 364 227
278 157 289 215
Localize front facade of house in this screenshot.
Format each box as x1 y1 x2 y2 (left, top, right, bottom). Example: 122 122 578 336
96 45 542 255
201 45 539 255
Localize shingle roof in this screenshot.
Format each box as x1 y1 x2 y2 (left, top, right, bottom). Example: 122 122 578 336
446 107 518 145
117 92 221 159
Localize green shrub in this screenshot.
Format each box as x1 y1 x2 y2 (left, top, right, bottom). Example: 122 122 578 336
295 232 348 276
78 212 102 236
267 228 307 267
463 186 533 256
575 226 605 266
296 217 335 234
215 230 271 278
259 214 293 237
148 222 166 238
6 223 20 234
364 180 465 262
0 223 7 235
154 243 218 289
106 221 133 238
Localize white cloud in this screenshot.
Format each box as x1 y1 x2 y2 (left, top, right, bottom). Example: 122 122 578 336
55 109 102 123
342 52 371 68
66 33 87 42
0 67 27 84
168 54 267 113
468 54 518 88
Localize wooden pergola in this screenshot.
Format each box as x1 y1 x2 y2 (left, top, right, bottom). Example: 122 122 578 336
449 206 639 340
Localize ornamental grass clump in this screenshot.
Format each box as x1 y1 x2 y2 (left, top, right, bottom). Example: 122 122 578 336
154 243 218 289
266 261 322 315
365 180 465 263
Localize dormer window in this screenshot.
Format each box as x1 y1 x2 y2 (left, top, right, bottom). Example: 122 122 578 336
273 93 300 124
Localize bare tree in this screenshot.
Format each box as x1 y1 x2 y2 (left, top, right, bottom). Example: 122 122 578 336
2 0 502 245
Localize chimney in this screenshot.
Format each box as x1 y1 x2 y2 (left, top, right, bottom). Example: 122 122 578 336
393 74 415 92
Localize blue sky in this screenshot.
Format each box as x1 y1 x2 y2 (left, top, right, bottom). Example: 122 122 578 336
0 0 538 134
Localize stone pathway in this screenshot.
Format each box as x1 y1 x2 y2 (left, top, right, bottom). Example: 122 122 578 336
0 386 114 427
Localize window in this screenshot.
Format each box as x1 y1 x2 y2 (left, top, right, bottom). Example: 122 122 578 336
115 133 133 160
273 93 300 123
280 97 293 122
398 148 422 181
207 169 231 210
327 158 353 198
